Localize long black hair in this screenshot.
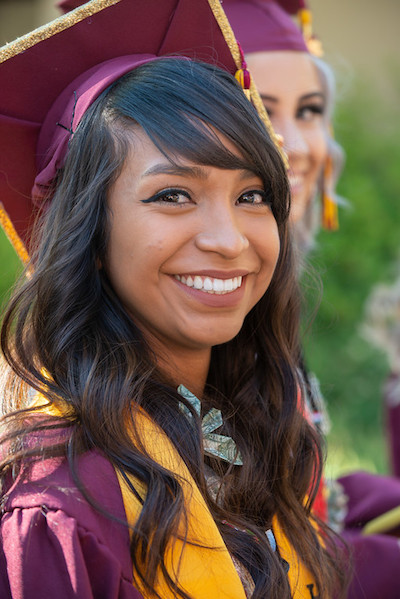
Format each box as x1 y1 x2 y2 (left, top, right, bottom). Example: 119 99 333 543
1 58 344 598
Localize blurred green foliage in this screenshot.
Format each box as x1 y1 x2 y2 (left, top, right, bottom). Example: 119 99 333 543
0 231 22 312
304 69 400 476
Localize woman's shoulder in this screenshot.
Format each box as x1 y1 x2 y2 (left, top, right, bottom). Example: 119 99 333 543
0 434 141 598
4 440 120 512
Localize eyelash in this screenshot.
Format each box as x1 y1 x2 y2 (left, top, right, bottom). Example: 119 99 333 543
264 104 324 120
141 188 271 207
297 105 325 120
237 190 271 206
141 188 191 204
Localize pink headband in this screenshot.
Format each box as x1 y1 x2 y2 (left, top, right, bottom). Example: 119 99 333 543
32 54 159 202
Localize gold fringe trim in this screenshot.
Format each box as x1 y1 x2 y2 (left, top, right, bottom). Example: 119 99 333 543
207 0 288 168
207 0 242 68
249 82 288 168
0 203 30 266
0 0 287 171
0 0 121 63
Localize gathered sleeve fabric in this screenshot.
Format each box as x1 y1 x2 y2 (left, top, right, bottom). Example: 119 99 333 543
338 471 400 599
0 449 144 599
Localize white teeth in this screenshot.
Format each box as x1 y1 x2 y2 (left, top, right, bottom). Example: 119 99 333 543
213 278 224 292
203 277 213 291
193 276 203 290
174 274 244 294
288 175 302 188
224 279 233 291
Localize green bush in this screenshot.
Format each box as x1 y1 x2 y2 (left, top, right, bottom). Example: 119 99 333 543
0 230 22 312
304 70 400 476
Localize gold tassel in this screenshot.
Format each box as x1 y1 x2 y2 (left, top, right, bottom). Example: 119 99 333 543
321 156 339 231
322 193 339 231
234 42 251 97
297 7 323 57
298 8 312 41
207 0 287 165
235 68 251 101
0 203 30 265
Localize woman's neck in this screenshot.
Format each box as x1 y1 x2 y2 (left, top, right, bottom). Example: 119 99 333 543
144 334 211 398
160 349 210 398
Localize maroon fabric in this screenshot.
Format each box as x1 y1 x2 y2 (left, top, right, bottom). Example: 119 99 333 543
339 471 400 598
279 0 305 13
0 115 41 246
32 54 159 202
0 445 143 598
223 0 308 55
0 0 236 249
57 0 87 12
341 529 400 599
334 374 400 598
57 0 307 17
57 0 305 17
339 471 400 529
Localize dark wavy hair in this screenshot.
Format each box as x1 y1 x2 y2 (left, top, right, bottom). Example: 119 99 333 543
0 59 344 598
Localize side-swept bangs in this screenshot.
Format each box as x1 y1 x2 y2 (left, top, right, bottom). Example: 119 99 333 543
92 58 290 225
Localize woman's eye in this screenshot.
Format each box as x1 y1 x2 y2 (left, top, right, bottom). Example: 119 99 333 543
297 105 324 122
237 190 270 206
141 188 191 204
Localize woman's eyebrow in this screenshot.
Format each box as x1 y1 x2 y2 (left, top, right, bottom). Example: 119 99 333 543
142 164 208 179
299 92 325 102
260 94 278 103
260 92 324 103
142 164 259 181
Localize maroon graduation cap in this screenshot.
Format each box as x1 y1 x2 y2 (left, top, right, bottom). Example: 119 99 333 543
222 0 321 55
0 0 278 263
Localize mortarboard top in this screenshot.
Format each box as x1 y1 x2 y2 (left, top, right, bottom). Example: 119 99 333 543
0 0 280 264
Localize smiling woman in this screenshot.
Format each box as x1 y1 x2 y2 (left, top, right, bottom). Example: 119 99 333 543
246 51 327 225
224 0 344 254
106 126 279 378
0 2 344 598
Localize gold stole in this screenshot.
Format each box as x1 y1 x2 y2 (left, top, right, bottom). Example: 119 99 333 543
115 409 246 598
115 411 317 599
33 397 317 598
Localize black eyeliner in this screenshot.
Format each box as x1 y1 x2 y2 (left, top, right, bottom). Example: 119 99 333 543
240 189 271 206
299 104 324 114
140 187 190 204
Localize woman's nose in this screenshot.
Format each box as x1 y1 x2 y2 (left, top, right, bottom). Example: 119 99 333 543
194 206 249 258
279 120 308 158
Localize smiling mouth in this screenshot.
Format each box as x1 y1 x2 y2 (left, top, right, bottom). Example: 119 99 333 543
174 274 243 294
288 174 303 189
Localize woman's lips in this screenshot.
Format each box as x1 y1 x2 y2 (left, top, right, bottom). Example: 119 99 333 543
288 173 304 194
172 273 248 307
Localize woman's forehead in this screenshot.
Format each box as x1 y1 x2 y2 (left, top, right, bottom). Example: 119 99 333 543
246 51 322 98
118 123 256 174
118 137 261 185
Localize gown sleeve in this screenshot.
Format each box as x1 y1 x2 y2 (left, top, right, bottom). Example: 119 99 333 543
0 448 144 599
0 505 143 599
